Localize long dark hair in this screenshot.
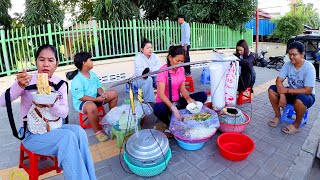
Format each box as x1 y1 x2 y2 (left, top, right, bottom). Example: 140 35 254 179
141 38 151 49
166 46 185 66
67 52 92 80
235 39 249 59
35 44 59 64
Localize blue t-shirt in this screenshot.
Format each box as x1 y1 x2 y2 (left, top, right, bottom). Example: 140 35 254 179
279 61 316 95
71 70 101 112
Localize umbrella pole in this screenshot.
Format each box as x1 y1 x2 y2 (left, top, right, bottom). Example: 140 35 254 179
128 82 139 137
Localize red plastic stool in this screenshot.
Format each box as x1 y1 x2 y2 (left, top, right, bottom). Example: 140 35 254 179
237 87 252 105
185 76 195 92
79 106 106 129
19 143 61 180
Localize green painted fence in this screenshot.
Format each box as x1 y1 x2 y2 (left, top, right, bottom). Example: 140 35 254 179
0 17 253 76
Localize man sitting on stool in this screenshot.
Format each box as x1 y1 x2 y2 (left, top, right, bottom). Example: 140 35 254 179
268 41 316 134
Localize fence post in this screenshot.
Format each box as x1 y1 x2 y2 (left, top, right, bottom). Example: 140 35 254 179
165 17 170 49
213 24 216 49
47 20 53 45
192 22 196 49
0 26 11 76
132 16 138 53
92 17 100 57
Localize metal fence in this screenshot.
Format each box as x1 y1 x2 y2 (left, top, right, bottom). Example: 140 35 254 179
0 17 253 76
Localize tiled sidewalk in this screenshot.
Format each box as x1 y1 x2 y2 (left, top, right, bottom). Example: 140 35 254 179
0 66 319 180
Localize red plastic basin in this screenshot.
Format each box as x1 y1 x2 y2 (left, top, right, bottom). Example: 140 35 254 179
217 132 255 161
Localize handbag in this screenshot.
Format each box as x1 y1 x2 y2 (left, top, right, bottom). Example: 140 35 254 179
27 104 62 134
5 80 68 140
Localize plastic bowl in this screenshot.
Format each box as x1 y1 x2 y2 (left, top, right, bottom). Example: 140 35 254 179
217 132 254 161
175 137 205 151
31 91 59 105
186 101 203 114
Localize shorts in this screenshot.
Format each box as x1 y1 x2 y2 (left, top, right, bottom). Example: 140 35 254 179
79 101 103 113
269 85 315 108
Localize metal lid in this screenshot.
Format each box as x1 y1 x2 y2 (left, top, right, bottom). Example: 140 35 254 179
125 129 169 161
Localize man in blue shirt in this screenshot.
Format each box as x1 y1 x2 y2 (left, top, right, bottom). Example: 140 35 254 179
178 15 191 75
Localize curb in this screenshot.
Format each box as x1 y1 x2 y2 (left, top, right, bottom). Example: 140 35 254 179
283 111 320 180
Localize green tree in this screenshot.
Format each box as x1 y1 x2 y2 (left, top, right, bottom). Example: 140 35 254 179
11 13 25 29
94 0 139 22
291 0 320 29
0 0 12 29
25 0 64 26
270 13 306 43
139 0 257 30
58 0 95 22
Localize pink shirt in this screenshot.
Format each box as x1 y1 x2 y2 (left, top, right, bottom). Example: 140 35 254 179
156 64 186 103
0 74 69 127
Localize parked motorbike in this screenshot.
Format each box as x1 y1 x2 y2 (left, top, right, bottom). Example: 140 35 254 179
267 56 285 71
254 50 268 67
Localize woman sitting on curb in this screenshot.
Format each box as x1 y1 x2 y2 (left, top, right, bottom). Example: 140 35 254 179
268 41 316 134
153 46 207 138
69 52 118 142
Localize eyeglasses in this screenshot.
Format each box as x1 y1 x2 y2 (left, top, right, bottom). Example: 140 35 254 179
288 53 300 57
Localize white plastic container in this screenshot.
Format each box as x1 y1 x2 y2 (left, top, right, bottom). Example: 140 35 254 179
209 62 228 110
31 92 59 105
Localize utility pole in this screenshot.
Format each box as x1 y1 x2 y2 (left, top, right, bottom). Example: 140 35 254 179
289 0 297 14
255 5 259 56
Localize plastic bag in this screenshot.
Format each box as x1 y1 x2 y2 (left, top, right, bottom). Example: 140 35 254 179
219 107 246 124
169 106 220 142
101 100 144 129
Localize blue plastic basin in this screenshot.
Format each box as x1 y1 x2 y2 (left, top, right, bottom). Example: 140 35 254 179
175 137 205 151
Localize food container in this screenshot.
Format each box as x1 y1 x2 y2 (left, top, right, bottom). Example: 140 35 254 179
219 107 247 124
125 129 169 168
219 113 250 133
31 91 59 104
186 101 203 114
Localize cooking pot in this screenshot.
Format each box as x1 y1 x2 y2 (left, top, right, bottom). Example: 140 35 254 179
125 129 169 167
219 107 246 124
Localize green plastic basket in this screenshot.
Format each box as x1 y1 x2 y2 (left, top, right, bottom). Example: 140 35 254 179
123 148 172 177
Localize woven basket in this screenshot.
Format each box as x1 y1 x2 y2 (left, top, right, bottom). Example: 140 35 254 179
218 113 250 133
123 148 172 177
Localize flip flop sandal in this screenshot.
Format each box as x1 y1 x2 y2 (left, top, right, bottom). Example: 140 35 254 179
282 124 299 135
96 131 108 142
268 117 280 127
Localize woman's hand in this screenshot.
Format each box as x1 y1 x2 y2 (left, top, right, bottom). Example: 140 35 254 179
171 105 182 121
186 97 196 104
17 69 32 89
